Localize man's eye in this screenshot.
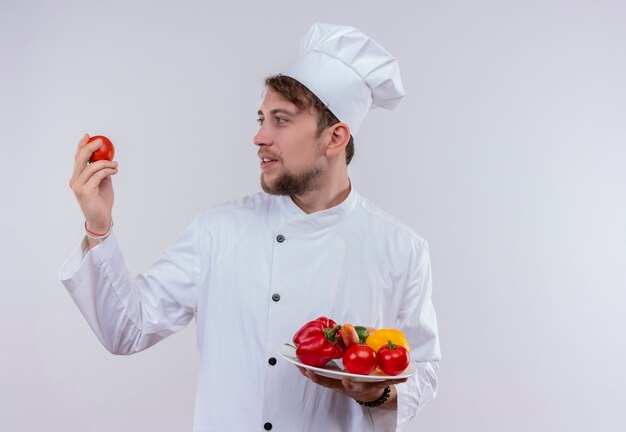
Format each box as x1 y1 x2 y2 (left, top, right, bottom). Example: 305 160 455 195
275 117 287 125
256 118 264 125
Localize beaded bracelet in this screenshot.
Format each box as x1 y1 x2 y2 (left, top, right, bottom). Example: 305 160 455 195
85 220 113 241
356 386 391 408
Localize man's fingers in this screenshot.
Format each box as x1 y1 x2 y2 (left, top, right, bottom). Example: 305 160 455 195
295 365 407 399
340 377 406 395
78 160 118 185
71 134 90 184
72 134 93 171
304 370 319 383
79 138 104 163
300 369 343 390
72 161 118 197
74 133 90 159
72 137 105 179
72 160 117 192
84 166 118 191
381 377 408 386
341 379 382 393
342 379 357 391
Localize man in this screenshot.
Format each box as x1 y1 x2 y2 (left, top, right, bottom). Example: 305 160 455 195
60 23 440 431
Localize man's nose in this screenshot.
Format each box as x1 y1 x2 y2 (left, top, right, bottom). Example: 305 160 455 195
253 125 271 147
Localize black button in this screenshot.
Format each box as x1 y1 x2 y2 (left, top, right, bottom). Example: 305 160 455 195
268 357 277 366
264 422 272 430
276 234 285 243
272 293 280 302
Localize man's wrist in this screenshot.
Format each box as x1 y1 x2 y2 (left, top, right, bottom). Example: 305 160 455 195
379 384 398 410
85 219 113 247
356 386 391 408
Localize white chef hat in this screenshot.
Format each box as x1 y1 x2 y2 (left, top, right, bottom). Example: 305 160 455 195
284 22 405 135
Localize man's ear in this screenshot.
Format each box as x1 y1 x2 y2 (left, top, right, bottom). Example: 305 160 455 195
325 123 351 158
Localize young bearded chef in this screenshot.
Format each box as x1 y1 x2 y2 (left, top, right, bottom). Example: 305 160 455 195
60 23 441 431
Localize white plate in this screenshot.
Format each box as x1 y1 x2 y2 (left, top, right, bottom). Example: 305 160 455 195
279 344 417 383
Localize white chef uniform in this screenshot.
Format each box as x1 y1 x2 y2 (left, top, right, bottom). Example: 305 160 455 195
59 188 440 431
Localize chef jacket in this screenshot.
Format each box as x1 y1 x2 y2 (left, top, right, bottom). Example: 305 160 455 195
59 187 441 432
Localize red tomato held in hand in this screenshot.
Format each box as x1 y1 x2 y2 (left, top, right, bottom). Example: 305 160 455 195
88 135 115 163
377 342 410 376
342 345 377 375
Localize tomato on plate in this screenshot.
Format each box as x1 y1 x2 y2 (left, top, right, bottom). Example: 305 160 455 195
88 135 115 163
342 344 377 375
377 342 410 376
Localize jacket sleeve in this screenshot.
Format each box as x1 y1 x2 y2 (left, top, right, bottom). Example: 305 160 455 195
392 239 441 428
58 217 203 354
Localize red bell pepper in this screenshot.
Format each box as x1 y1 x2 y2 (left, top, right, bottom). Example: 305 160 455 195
293 317 345 367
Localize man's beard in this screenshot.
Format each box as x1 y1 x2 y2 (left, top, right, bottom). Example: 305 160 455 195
261 166 323 196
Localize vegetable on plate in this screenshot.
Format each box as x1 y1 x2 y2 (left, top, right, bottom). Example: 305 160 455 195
292 317 345 367
342 344 377 375
377 341 410 376
365 328 410 353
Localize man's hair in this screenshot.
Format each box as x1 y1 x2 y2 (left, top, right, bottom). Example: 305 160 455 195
264 74 355 165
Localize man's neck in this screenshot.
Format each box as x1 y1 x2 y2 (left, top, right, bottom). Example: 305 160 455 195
290 175 351 214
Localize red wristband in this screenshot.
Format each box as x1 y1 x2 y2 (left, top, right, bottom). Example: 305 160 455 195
85 220 113 239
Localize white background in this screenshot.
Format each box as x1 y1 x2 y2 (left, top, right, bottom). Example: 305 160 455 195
1 0 625 431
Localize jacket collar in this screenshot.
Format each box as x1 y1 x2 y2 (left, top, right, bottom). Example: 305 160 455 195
274 184 357 231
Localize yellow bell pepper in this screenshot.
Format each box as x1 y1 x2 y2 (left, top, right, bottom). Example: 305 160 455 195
365 328 410 352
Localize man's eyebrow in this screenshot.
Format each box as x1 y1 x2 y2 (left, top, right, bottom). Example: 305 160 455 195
257 108 298 117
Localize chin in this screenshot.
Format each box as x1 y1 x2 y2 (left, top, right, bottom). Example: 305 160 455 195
260 167 322 196
260 175 279 195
